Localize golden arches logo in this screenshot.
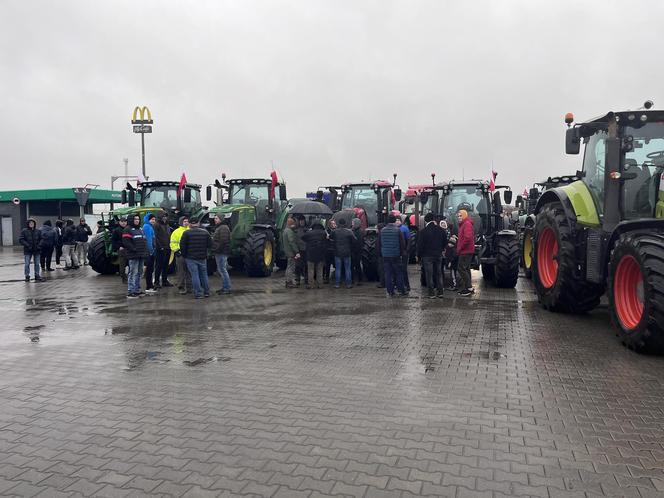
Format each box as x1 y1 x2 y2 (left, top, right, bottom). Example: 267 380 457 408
131 106 153 124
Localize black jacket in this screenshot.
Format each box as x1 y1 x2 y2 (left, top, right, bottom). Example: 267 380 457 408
122 225 149 259
302 226 328 263
154 219 172 251
330 227 356 258
180 227 212 260
351 227 364 256
111 226 124 251
62 225 77 245
19 220 41 254
295 225 307 251
75 223 92 242
417 222 448 258
39 224 57 248
212 224 231 255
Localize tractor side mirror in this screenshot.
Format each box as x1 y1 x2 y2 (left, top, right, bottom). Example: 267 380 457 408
279 184 287 201
492 191 502 214
515 195 524 209
206 185 212 201
128 190 136 206
394 189 402 202
566 127 581 155
121 190 127 204
316 190 324 201
420 192 429 205
503 190 513 205
183 188 192 203
529 188 540 200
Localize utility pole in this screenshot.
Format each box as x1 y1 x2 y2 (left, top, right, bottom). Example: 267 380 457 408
123 158 128 179
131 106 153 179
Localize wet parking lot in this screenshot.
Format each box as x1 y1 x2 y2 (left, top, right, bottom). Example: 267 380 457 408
2 247 664 497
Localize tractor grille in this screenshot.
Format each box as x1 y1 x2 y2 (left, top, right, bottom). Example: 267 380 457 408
586 229 602 283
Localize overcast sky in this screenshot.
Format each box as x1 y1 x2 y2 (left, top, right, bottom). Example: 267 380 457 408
1 0 663 199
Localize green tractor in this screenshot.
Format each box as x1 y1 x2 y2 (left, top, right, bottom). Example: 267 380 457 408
330 178 402 281
532 102 664 353
437 181 520 288
205 175 289 277
88 180 205 275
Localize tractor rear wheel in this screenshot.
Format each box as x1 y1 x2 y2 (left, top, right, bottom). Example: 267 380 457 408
362 233 379 281
243 230 275 277
521 227 534 279
493 235 519 288
533 202 604 313
407 230 418 264
608 233 664 353
88 235 117 275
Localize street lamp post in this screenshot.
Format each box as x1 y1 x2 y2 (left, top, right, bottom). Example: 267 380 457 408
131 106 153 179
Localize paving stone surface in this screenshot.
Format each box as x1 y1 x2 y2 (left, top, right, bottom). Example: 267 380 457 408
2 246 664 497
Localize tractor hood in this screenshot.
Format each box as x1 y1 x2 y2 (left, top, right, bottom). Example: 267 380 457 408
208 204 255 219
110 206 164 218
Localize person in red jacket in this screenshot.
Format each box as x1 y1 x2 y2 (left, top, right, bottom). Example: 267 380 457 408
456 209 475 296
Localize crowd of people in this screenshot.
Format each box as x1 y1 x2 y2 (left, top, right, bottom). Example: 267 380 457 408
18 209 478 300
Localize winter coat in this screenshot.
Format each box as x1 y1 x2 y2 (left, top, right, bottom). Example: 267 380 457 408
417 221 448 259
39 224 57 248
75 223 92 242
302 225 328 263
351 227 364 256
283 227 300 258
122 225 149 259
62 225 77 245
142 214 155 255
170 226 188 253
330 227 356 258
212 224 231 255
111 226 125 251
180 227 212 260
154 219 172 251
380 223 405 258
19 219 41 254
295 225 307 251
457 218 475 255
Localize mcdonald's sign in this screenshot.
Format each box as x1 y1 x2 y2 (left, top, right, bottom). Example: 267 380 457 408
131 106 153 125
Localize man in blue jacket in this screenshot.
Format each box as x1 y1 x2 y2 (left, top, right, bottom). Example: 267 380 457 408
123 214 149 298
380 214 407 297
142 213 157 294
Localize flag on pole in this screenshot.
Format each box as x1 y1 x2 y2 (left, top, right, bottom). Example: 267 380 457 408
523 186 529 199
489 168 497 193
137 172 146 185
270 170 278 200
177 172 187 196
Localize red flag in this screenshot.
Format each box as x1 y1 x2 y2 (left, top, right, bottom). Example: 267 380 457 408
489 168 497 193
523 187 529 199
269 171 278 200
177 172 187 196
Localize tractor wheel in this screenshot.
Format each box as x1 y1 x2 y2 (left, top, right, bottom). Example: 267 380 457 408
493 235 520 288
608 233 664 354
243 230 275 277
533 202 604 313
407 230 418 264
88 235 117 275
522 227 534 279
481 263 495 282
362 233 379 281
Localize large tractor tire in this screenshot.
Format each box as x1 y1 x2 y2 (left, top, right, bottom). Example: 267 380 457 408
492 234 520 288
533 202 604 313
521 227 534 279
407 230 418 264
88 235 117 275
608 232 664 354
243 229 275 277
362 233 379 281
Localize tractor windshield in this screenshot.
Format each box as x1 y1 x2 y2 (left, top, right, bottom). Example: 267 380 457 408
141 186 178 209
622 121 664 219
229 184 270 206
341 187 378 212
441 186 489 235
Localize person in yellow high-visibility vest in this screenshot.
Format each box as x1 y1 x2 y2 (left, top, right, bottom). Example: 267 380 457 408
169 216 191 294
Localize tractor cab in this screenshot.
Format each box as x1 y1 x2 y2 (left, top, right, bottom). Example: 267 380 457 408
119 181 203 228
338 179 402 228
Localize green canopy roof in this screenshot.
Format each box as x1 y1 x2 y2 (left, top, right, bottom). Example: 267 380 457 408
0 188 122 203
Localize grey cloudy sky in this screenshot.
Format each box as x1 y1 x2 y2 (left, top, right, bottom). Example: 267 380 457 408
1 0 663 198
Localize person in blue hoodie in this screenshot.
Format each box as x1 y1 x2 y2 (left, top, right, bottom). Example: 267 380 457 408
143 213 157 294
39 220 57 272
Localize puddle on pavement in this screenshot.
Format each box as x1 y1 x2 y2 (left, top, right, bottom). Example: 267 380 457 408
183 356 231 366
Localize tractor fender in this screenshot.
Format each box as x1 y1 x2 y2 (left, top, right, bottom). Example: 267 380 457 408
250 224 275 231
605 219 664 264
535 188 577 224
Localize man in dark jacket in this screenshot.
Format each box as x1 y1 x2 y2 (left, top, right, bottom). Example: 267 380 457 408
39 220 57 272
350 218 364 285
179 217 212 299
330 218 356 289
61 219 80 270
122 214 149 298
295 216 308 285
19 218 42 281
212 214 232 294
153 213 172 288
302 221 328 289
380 214 407 297
111 217 128 283
417 212 448 298
75 218 92 265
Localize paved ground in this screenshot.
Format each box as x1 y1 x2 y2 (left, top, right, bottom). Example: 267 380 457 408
2 247 664 497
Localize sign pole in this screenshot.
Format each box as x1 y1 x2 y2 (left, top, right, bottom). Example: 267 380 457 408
131 106 153 181
141 131 146 179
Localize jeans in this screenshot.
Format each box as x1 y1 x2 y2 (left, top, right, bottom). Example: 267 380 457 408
285 257 298 284
422 256 444 295
458 254 473 291
307 261 324 287
63 244 79 268
24 253 40 278
383 256 405 295
186 258 209 297
154 248 171 286
215 254 232 291
76 242 89 265
127 258 144 295
334 256 352 286
40 245 54 270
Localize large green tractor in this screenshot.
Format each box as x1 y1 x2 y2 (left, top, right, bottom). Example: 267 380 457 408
205 176 288 277
88 181 205 275
532 102 664 353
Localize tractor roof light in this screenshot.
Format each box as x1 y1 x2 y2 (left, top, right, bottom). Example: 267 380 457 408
641 114 648 122
565 112 574 127
610 172 622 179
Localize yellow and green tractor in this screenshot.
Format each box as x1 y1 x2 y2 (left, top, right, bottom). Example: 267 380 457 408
532 101 664 353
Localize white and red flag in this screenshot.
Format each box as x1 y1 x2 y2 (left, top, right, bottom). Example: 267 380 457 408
177 172 187 196
489 168 497 192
